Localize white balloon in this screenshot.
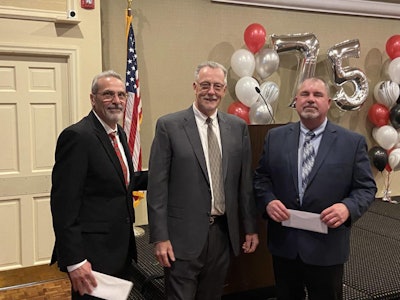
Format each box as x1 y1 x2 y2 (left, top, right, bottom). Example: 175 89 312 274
255 48 280 79
235 76 260 107
388 148 400 171
259 81 279 104
372 127 378 141
249 100 274 124
231 49 255 78
388 57 400 84
373 80 399 108
375 125 398 150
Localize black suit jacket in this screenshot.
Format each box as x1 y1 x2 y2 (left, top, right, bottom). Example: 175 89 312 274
147 107 257 259
50 111 137 275
254 121 377 266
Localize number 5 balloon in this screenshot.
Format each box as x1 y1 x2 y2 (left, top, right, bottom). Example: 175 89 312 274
271 33 320 107
327 39 369 111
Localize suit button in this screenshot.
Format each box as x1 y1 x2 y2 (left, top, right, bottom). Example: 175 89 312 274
126 217 130 223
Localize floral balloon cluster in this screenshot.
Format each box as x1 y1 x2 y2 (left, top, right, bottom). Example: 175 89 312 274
228 23 280 125
367 35 400 203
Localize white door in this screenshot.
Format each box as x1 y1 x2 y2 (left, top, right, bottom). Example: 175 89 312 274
0 55 68 270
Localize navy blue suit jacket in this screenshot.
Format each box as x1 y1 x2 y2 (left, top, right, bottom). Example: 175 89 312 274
254 121 376 266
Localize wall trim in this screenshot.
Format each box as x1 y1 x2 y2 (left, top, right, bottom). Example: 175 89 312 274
211 0 400 19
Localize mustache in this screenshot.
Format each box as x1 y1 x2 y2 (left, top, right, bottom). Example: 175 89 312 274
107 104 124 110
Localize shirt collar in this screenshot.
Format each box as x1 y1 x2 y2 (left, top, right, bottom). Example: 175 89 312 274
300 118 327 138
192 103 218 124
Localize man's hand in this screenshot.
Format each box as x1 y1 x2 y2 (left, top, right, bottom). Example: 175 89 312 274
266 200 290 222
320 203 350 228
68 261 97 296
242 233 259 253
154 240 175 267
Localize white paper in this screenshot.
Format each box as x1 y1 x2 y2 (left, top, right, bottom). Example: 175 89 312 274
282 209 328 234
89 271 133 300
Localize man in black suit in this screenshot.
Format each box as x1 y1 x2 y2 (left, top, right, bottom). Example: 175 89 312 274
147 61 259 300
254 77 377 300
51 70 142 299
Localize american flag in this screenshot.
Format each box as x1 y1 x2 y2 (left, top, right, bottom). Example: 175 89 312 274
124 10 142 172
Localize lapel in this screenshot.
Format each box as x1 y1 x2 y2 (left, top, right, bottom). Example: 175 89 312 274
288 123 301 194
217 112 230 180
306 121 337 186
89 112 129 189
182 108 209 183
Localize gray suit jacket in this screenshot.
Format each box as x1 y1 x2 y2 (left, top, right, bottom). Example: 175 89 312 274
147 107 257 259
254 121 377 266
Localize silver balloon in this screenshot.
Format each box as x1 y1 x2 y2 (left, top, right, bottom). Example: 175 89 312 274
255 48 280 80
327 39 369 111
249 99 274 124
373 80 399 109
271 33 320 107
259 81 279 104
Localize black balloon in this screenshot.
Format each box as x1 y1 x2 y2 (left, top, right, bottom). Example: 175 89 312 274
390 103 400 129
368 146 388 172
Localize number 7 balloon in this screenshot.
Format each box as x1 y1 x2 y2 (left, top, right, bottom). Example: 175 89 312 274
271 33 320 108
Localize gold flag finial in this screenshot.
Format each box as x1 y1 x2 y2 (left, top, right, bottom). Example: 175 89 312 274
127 0 133 16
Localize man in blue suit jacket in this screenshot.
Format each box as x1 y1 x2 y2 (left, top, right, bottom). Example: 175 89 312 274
254 77 376 300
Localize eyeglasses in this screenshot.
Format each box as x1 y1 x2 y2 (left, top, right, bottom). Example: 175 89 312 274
97 90 128 101
197 81 225 92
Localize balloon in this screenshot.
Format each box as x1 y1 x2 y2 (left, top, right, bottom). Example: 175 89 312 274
373 80 399 109
368 146 388 172
235 76 260 107
388 148 400 171
388 57 400 84
386 35 400 60
374 125 398 150
249 99 274 124
368 103 389 127
389 103 400 129
271 33 320 107
327 39 369 111
227 101 250 124
244 23 266 54
230 49 255 78
259 81 280 104
255 48 280 79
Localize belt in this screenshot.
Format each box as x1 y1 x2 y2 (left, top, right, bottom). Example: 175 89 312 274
209 215 225 225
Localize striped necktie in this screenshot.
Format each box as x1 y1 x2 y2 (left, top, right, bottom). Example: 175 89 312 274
301 131 316 191
109 132 128 186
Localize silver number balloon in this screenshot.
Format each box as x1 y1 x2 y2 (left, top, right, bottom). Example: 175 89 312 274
271 33 320 107
327 39 369 111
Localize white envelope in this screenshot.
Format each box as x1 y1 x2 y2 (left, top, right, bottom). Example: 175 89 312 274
89 271 133 300
282 209 328 234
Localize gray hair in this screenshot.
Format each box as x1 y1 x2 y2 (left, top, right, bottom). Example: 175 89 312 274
194 61 227 85
91 70 124 94
297 77 330 97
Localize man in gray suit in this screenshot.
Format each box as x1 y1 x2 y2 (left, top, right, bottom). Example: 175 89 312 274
147 61 259 300
254 77 377 300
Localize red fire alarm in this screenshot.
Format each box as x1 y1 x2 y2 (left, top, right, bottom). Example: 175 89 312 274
81 0 95 9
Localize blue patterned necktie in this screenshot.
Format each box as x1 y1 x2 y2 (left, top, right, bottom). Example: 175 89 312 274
301 131 316 191
206 118 225 214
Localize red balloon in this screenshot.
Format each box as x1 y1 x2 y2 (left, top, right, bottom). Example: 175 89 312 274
386 35 400 60
244 23 266 54
368 103 389 127
228 101 250 124
385 148 394 172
